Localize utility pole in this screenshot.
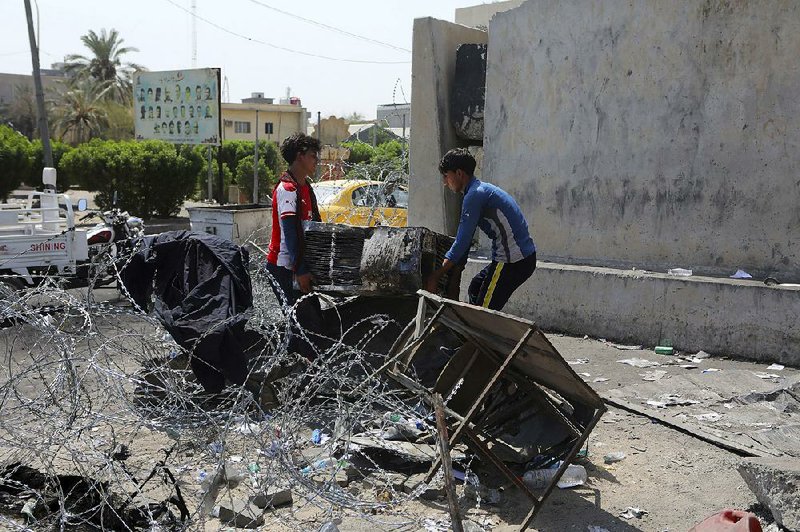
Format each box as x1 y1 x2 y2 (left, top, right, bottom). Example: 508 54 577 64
253 109 259 204
24 0 53 168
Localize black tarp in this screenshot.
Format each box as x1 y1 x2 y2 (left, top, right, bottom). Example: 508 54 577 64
123 231 253 392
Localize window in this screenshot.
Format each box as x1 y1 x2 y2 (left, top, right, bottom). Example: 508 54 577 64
234 121 251 134
265 122 274 135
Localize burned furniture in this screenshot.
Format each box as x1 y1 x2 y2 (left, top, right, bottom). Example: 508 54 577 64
304 222 454 296
371 290 606 531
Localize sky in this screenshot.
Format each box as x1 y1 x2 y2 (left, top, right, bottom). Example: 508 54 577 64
1 0 487 121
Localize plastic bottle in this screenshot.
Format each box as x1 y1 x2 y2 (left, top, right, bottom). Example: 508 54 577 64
523 464 587 489
522 468 556 489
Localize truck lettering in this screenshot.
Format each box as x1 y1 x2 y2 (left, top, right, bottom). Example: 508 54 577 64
29 242 66 252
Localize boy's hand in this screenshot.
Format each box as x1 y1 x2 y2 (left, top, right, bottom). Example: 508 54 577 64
425 271 442 293
296 273 313 293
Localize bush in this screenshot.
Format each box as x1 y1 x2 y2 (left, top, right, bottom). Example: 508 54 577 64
0 125 32 199
27 139 74 190
235 155 275 203
196 140 284 200
342 141 374 164
60 139 199 217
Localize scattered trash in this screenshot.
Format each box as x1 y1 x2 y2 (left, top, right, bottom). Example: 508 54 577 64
753 372 781 380
767 363 785 371
694 350 711 359
523 463 587 489
578 372 591 377
646 395 700 408
602 340 642 350
655 345 674 355
229 455 243 463
593 377 609 383
631 445 647 452
319 522 341 532
689 509 762 532
702 368 722 373
311 429 322 444
587 527 611 532
641 370 667 382
247 463 261 474
730 269 753 279
667 268 692 276
208 441 224 455
679 364 700 369
620 507 648 519
236 422 262 435
603 452 626 464
568 358 590 365
691 413 722 422
618 358 661 368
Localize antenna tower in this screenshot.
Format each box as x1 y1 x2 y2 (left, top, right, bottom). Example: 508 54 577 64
191 0 197 67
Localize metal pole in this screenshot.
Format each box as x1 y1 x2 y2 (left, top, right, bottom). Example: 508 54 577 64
316 111 321 143
23 0 52 168
217 145 224 204
207 146 213 200
254 109 259 204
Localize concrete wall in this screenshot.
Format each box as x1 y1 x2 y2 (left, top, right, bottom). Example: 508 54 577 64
455 1 526 29
461 259 800 366
484 0 800 282
409 18 487 235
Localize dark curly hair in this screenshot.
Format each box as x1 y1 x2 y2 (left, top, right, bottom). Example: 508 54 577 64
438 148 476 175
280 132 321 164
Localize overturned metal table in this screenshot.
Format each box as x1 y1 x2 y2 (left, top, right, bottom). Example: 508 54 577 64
373 290 606 531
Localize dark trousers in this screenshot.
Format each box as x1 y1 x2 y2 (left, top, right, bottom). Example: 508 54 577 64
266 262 322 360
467 252 537 311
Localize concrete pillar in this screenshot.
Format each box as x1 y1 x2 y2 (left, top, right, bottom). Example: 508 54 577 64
408 18 487 235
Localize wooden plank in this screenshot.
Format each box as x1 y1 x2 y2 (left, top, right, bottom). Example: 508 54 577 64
433 393 463 532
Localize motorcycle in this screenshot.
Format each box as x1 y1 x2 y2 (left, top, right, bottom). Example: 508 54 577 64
75 198 145 287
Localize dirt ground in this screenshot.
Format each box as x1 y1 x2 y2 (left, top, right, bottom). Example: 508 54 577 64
0 288 794 532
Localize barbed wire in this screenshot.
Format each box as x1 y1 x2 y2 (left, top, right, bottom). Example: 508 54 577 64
0 237 492 531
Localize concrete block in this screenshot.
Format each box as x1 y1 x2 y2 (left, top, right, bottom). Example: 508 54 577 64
216 499 264 529
738 457 800 531
250 488 293 509
461 259 800 366
482 0 800 282
409 17 487 235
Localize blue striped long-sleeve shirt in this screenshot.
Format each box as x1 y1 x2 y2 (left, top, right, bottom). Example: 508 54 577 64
444 177 536 264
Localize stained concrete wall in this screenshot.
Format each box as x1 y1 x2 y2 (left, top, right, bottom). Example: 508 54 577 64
455 1 526 29
484 0 800 282
461 259 800 366
409 18 487 236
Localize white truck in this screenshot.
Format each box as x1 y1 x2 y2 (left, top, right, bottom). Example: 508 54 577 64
0 168 88 290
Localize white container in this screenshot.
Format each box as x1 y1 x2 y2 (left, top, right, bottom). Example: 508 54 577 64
187 204 271 245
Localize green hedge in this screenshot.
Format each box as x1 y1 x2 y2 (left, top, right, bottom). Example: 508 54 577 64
60 139 202 217
27 139 74 190
0 125 32 199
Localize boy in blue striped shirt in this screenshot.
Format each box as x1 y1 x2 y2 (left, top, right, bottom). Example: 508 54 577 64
425 148 537 311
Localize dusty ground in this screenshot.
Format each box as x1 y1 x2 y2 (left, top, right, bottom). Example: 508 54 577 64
0 287 794 532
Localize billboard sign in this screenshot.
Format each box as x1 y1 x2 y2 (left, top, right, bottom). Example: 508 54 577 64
133 68 221 145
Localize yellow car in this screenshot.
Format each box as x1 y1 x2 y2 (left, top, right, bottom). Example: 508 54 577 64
312 179 408 227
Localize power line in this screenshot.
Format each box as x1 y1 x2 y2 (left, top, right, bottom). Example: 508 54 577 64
163 0 410 65
245 0 411 54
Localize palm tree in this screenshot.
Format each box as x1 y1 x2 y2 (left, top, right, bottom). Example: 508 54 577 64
52 80 110 144
63 28 144 105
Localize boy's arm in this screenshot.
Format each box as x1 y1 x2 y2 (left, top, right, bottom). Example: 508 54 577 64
425 190 484 292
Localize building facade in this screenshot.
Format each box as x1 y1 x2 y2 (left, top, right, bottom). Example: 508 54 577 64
377 103 410 130
221 93 308 144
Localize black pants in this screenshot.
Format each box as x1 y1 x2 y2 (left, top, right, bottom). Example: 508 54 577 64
467 252 537 311
266 262 322 360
